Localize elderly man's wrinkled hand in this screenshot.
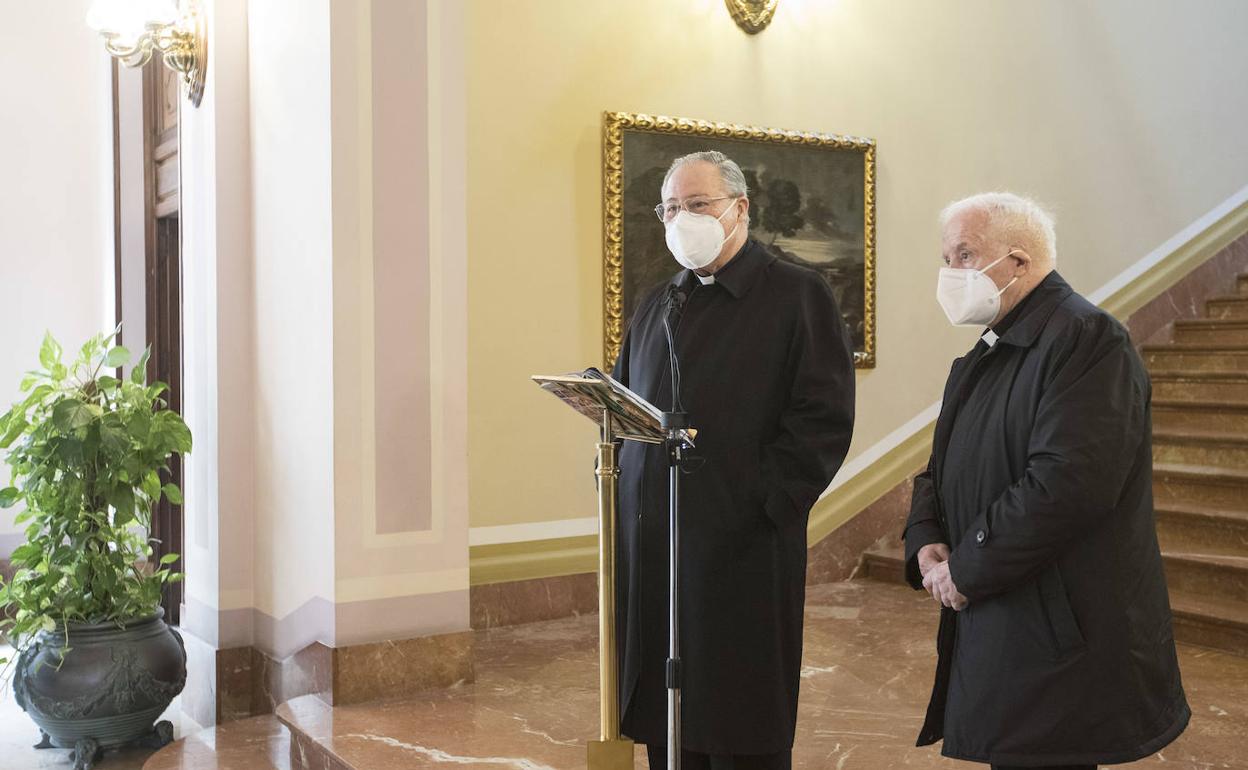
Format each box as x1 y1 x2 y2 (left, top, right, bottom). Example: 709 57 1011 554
917 542 951 578
922 561 968 611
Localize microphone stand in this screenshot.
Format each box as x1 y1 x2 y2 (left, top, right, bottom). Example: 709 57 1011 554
660 285 694 770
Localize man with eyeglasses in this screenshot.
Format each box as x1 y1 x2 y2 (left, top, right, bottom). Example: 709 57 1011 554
611 150 856 769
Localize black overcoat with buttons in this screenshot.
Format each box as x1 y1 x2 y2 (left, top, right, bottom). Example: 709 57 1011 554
611 238 856 754
903 272 1190 766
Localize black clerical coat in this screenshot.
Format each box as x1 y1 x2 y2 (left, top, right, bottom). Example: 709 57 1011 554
611 239 855 754
903 272 1190 766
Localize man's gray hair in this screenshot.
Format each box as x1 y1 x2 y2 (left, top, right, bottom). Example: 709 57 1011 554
940 192 1058 265
662 150 750 199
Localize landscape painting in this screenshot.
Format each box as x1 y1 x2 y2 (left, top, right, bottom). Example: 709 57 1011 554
602 112 877 369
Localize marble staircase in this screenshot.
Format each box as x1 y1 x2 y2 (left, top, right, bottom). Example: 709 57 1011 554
861 272 1248 658
140 713 290 769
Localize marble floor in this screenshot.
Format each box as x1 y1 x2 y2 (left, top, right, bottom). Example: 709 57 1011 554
267 581 1248 770
10 582 1247 769
139 715 289 770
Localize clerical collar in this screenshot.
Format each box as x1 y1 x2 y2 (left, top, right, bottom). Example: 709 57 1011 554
979 272 1074 350
672 239 769 298
698 239 766 298
986 275 1045 342
697 274 715 285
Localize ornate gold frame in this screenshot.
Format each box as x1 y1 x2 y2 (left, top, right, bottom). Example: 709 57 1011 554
602 111 877 369
725 0 779 34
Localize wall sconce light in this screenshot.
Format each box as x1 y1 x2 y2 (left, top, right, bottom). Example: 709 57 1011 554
87 0 207 107
725 0 779 34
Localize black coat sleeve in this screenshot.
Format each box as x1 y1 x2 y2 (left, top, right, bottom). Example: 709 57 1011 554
608 312 640 468
902 357 963 589
758 275 856 529
902 459 947 590
613 284 665 387
611 325 631 385
947 313 1149 603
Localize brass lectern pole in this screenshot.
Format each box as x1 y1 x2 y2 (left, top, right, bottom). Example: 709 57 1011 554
587 410 634 769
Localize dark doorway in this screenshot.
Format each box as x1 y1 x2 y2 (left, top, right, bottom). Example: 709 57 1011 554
114 58 183 624
146 60 183 625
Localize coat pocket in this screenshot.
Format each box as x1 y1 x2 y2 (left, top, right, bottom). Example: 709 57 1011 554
1037 564 1086 657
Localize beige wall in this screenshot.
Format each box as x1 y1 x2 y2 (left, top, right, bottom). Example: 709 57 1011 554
179 0 258 646
328 0 471 643
246 0 337 628
0 0 114 551
465 0 1248 539
180 0 470 657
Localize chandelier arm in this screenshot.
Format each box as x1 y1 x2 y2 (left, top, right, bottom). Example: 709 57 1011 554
102 34 156 68
93 1 208 107
151 26 178 54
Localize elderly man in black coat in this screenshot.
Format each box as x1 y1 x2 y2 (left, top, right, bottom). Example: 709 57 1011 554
904 192 1190 770
611 150 856 769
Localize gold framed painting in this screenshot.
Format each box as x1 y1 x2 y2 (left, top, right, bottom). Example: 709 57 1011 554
602 111 877 369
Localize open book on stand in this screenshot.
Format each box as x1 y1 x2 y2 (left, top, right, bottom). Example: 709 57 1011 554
531 368 695 446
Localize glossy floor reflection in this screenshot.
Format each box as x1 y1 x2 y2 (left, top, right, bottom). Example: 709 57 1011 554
273 580 1248 770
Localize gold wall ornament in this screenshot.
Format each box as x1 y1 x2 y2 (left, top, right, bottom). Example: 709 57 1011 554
602 111 877 370
87 0 208 107
725 0 780 34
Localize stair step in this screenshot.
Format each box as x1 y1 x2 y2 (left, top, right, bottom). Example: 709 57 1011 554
1168 589 1248 656
1154 462 1248 511
1143 344 1248 374
142 714 290 770
862 539 1248 655
1156 504 1248 558
277 697 352 770
861 544 905 584
1173 319 1248 345
1151 371 1248 402
1153 428 1248 470
1208 295 1248 320
1163 552 1248 604
1152 399 1248 432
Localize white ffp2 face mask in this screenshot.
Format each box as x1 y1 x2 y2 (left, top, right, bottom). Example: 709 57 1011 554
936 251 1021 327
664 199 741 270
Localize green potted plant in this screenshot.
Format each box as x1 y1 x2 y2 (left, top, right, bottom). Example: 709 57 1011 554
0 329 191 770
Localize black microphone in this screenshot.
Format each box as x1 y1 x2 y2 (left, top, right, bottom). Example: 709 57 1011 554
662 284 688 414
666 283 688 312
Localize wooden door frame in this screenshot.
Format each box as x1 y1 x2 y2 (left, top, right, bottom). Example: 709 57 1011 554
112 58 185 625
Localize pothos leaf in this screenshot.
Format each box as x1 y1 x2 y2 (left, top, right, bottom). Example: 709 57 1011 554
103 346 130 369
51 400 95 432
108 486 136 527
99 420 130 458
142 471 161 502
38 331 62 370
131 347 151 384
0 487 21 508
0 417 28 449
22 384 53 410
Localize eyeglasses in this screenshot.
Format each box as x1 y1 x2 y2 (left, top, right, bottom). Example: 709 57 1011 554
654 196 737 223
